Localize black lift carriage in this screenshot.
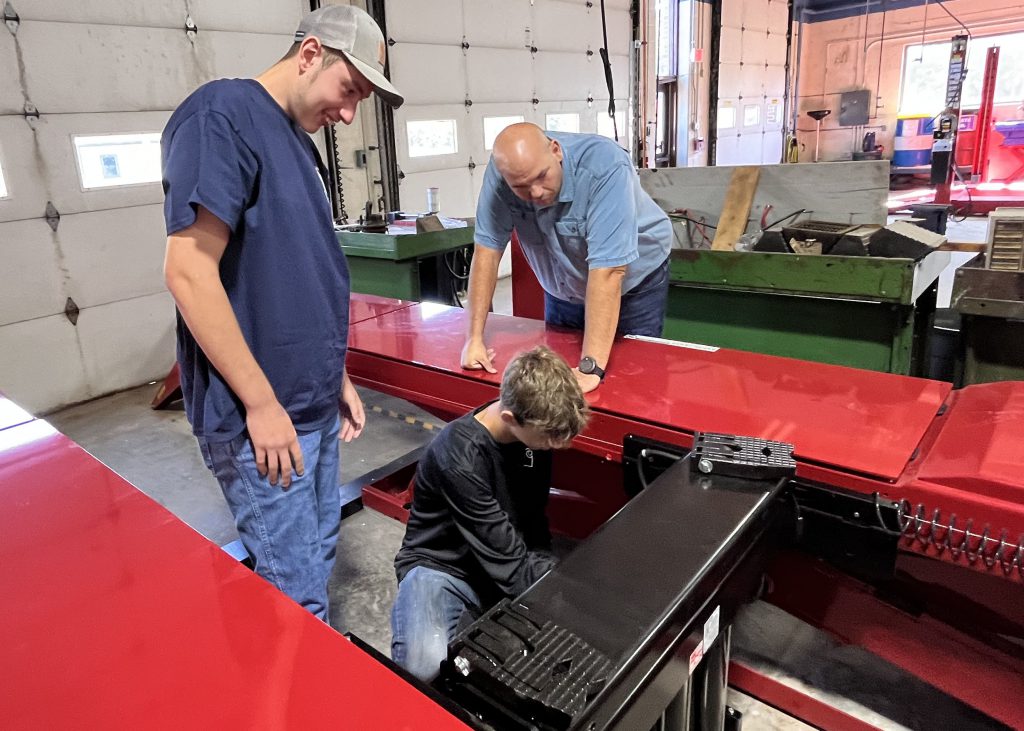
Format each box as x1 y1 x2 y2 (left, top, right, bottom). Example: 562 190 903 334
440 435 795 731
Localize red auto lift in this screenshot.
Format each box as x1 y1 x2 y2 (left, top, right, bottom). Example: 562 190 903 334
344 297 1024 730
32 292 1024 729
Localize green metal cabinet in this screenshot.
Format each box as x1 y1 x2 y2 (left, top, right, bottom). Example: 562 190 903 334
337 226 475 302
664 250 950 375
952 263 1024 385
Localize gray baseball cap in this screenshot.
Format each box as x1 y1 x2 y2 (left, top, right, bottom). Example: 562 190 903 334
294 5 404 108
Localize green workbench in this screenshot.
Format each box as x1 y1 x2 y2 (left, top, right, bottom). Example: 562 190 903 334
952 261 1024 384
664 249 951 375
337 225 475 302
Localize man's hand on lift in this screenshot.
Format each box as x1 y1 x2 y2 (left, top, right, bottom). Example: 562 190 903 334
247 398 304 489
461 338 498 374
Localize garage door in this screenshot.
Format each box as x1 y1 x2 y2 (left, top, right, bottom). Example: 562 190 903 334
714 0 789 165
385 0 633 220
0 0 317 413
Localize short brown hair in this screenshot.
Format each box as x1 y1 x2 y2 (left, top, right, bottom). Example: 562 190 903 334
279 40 348 69
500 346 589 443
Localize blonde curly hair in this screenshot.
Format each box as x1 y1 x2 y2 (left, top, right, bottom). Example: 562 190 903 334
500 346 590 443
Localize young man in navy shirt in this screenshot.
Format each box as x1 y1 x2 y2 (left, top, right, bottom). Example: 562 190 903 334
391 346 589 682
161 6 403 620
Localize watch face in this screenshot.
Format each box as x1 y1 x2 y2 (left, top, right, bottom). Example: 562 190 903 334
579 356 596 374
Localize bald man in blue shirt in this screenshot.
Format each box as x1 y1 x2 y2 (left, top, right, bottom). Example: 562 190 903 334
461 123 672 394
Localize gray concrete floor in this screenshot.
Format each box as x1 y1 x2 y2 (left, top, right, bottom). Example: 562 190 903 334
43 277 1003 730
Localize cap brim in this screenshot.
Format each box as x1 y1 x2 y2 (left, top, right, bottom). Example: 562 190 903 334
342 51 404 108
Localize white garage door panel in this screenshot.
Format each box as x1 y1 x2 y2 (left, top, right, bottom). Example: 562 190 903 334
390 45 466 106
763 133 783 163
396 103 470 174
387 0 464 44
466 49 533 103
189 0 305 34
719 26 742 64
26 112 169 216
19 1 181 27
399 169 476 218
722 2 744 28
740 64 765 96
77 292 176 397
738 133 763 162
20 22 197 113
535 53 604 100
743 30 770 66
464 0 532 50
767 0 790 34
0 316 89 412
201 30 293 80
0 220 64 326
533 3 597 52
0 35 20 114
59 205 167 309
765 64 786 95
0 118 51 223
716 134 741 166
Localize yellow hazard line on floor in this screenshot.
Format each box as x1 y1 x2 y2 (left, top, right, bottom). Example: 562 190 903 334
369 404 442 432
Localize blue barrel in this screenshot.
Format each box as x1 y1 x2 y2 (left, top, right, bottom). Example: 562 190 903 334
893 116 933 167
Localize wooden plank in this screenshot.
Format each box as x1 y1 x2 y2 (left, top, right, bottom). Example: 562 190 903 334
939 242 987 252
712 166 760 250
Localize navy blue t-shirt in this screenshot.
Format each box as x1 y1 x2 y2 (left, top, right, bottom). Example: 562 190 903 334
161 78 350 441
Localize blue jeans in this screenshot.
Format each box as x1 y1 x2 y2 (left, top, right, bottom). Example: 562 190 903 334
390 566 482 682
198 416 342 620
544 258 669 338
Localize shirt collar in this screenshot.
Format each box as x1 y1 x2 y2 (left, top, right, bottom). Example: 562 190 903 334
555 135 575 204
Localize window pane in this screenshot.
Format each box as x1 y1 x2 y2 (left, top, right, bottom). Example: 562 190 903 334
545 113 580 133
900 32 1024 116
73 133 161 190
483 115 524 150
407 119 458 158
743 104 760 127
717 102 736 129
656 0 674 77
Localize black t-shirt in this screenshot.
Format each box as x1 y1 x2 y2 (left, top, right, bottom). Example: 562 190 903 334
394 405 556 602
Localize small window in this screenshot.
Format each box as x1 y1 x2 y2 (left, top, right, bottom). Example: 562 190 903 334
483 115 524 150
597 111 626 141
73 133 161 190
717 102 736 129
545 113 580 133
0 157 8 199
743 104 761 127
407 119 458 158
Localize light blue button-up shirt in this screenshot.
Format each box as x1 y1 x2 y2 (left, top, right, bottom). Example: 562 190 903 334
474 131 672 304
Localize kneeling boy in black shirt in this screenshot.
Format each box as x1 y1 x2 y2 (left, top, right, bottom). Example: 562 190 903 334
390 346 589 681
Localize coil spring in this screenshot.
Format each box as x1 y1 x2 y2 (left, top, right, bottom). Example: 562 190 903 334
878 495 1024 579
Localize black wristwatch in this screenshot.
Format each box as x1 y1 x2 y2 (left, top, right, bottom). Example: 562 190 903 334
578 356 606 380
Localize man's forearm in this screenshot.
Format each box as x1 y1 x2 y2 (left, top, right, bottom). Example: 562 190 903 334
464 243 502 341
581 267 626 367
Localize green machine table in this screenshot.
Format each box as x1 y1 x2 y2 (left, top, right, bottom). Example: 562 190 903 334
664 249 950 376
337 225 475 304
952 260 1024 385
